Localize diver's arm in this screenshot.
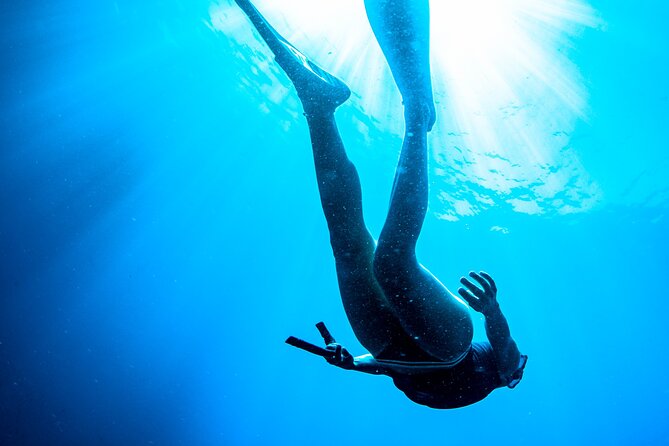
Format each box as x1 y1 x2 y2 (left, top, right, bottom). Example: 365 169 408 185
482 305 521 381
458 271 522 382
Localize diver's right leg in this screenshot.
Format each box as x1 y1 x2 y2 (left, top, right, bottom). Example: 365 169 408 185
363 0 473 363
234 0 404 355
372 106 474 363
364 0 436 130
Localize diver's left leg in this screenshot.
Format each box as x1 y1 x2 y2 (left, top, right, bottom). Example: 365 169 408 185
305 111 410 357
234 0 411 356
234 0 351 113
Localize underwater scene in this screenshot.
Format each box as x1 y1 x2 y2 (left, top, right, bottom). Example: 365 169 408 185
1 0 668 444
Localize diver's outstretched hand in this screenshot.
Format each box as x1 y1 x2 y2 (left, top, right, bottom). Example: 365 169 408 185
325 343 355 370
458 271 500 316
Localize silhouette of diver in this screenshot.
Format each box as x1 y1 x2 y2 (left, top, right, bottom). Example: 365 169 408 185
233 0 527 409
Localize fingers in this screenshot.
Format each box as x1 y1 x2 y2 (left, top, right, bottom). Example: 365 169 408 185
479 271 497 293
469 271 492 295
324 343 339 364
458 287 483 312
460 277 486 299
324 343 353 368
326 343 344 359
459 271 498 313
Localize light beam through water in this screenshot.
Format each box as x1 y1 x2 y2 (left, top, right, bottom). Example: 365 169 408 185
209 0 605 219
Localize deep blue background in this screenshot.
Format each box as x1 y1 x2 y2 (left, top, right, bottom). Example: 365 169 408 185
1 1 668 445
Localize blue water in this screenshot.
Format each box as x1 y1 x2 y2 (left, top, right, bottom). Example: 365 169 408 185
1 1 668 445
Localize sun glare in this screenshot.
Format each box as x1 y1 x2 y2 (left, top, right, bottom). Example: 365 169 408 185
210 0 604 218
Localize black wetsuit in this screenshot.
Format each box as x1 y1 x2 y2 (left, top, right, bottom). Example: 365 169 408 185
390 342 506 409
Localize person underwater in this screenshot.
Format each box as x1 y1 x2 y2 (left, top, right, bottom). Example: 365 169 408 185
232 0 527 409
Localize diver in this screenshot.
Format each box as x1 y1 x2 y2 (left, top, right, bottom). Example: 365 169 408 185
232 0 527 409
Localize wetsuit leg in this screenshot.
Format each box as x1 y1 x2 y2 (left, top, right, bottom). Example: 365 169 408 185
373 111 473 362
234 0 406 356
305 113 409 356
368 1 474 362
364 0 436 130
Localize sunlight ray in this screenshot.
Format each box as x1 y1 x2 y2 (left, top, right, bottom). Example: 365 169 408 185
210 0 604 218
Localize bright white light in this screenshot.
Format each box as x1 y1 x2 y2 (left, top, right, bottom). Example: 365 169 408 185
210 0 604 218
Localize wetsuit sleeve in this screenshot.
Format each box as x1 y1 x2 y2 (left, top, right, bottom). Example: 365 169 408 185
483 305 522 382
